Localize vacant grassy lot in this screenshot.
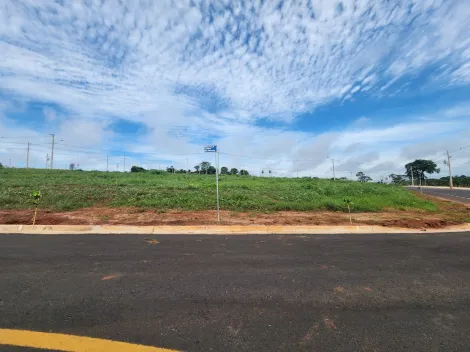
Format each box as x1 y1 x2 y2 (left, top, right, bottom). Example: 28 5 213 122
0 168 437 213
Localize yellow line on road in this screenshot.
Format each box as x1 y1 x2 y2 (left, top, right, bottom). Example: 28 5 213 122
0 329 179 351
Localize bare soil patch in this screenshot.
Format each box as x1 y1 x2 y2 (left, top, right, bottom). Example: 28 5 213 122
1 194 468 229
1 206 469 230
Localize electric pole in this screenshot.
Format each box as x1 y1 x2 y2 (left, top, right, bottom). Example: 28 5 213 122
123 156 126 172
50 134 55 169
26 142 30 169
106 156 109 172
331 159 336 180
446 151 454 189
411 166 414 186
45 153 49 169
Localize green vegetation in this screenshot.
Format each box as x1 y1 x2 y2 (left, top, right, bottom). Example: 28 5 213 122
0 168 437 213
356 171 372 183
405 159 440 183
30 190 41 225
425 175 470 187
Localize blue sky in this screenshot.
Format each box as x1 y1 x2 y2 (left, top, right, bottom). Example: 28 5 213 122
1 0 470 178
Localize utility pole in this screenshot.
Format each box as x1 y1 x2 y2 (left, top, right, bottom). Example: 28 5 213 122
26 142 30 169
446 151 454 189
331 159 336 180
50 134 55 169
106 156 109 172
45 153 49 169
411 166 414 186
215 148 220 222
123 156 126 172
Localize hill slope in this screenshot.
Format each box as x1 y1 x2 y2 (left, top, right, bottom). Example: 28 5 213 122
0 169 436 213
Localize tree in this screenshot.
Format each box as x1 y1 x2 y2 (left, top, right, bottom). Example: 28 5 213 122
240 169 249 176
230 168 238 175
356 172 372 183
131 165 146 172
261 170 264 175
200 161 211 174
68 163 75 171
166 165 175 173
221 166 229 175
405 160 440 184
389 173 407 185
0 162 3 168
194 165 200 173
207 166 216 174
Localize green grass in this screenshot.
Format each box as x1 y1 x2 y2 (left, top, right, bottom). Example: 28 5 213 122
0 168 438 213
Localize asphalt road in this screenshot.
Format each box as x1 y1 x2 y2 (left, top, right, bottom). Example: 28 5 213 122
408 186 470 204
1 233 470 351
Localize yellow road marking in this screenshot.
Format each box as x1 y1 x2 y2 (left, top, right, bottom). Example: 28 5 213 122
0 329 179 351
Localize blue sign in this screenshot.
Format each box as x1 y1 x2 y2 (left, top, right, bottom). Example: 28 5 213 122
204 145 217 152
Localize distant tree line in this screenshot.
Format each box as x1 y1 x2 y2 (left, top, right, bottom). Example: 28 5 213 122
127 157 469 186
388 159 470 187
425 175 470 187
131 161 249 176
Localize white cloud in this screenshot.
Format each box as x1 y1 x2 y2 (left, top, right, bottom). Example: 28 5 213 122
43 107 57 122
1 0 470 123
1 0 470 179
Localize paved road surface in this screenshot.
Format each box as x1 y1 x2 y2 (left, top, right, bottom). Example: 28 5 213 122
408 186 470 204
1 233 470 351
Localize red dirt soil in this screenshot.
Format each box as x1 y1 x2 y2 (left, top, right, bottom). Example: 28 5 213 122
1 205 469 229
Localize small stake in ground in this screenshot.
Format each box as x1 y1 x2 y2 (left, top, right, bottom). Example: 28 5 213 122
30 190 41 225
344 198 352 225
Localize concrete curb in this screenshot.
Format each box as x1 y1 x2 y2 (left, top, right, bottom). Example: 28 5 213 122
408 186 470 190
0 224 470 235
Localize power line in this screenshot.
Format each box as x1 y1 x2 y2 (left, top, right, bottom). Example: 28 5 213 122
0 136 49 140
219 152 329 162
451 144 470 154
57 143 207 156
1 141 209 158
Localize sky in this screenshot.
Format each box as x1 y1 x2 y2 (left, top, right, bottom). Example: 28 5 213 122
1 0 470 179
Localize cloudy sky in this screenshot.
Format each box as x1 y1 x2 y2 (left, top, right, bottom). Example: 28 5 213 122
1 0 470 179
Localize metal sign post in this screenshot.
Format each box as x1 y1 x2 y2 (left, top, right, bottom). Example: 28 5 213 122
204 145 220 222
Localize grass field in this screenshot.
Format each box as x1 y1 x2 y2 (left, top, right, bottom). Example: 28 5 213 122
0 168 437 213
